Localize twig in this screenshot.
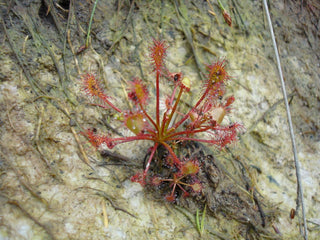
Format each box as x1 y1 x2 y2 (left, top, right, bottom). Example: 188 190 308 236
67 29 81 75
262 1 308 239
206 226 232 240
63 106 92 167
34 105 53 169
6 103 18 132
101 200 109 228
94 189 137 219
99 149 132 162
74 187 137 218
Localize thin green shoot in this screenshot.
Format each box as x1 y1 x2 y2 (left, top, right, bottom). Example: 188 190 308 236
196 205 207 236
86 0 99 48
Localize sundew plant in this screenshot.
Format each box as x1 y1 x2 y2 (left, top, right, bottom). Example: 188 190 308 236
81 39 243 202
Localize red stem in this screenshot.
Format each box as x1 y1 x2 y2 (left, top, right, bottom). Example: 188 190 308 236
170 87 210 131
101 95 122 113
166 137 220 145
139 102 159 132
163 87 183 134
165 126 213 140
159 84 180 137
170 183 177 197
143 143 159 179
169 84 179 105
161 142 181 166
156 71 160 130
103 134 155 146
160 110 169 138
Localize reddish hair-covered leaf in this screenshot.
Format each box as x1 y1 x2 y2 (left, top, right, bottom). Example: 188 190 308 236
190 182 202 193
206 60 230 86
81 129 104 149
131 172 146 186
181 159 200 175
81 73 122 112
81 74 108 101
128 78 149 106
150 39 167 73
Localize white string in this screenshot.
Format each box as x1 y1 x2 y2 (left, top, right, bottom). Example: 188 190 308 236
262 0 308 239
